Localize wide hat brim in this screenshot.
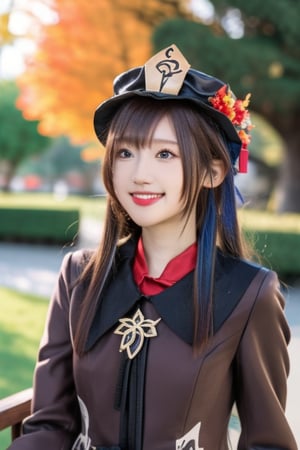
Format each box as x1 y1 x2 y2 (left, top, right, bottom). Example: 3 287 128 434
94 66 242 164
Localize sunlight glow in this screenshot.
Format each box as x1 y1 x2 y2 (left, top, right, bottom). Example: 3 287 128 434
0 0 57 78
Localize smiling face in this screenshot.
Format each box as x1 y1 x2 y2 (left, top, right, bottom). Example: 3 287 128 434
112 115 192 233
102 97 230 241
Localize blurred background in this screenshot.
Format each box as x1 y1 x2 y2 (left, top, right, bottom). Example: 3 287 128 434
0 0 299 447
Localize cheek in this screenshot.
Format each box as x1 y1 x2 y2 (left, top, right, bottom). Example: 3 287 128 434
112 175 120 197
112 163 122 189
112 168 128 201
167 165 184 192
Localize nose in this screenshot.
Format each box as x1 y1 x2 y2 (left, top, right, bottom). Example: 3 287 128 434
132 151 153 185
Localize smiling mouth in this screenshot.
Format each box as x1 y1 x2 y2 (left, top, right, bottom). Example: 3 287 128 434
131 193 163 199
131 193 164 206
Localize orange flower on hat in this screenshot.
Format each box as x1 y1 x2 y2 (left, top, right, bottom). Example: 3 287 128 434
209 86 253 172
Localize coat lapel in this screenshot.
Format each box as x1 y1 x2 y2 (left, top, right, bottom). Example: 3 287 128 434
86 250 141 350
85 240 260 350
213 252 260 332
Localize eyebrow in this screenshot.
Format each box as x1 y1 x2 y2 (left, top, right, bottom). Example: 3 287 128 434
118 137 178 145
152 138 178 145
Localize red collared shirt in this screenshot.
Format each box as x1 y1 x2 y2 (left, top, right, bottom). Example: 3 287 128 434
133 238 197 296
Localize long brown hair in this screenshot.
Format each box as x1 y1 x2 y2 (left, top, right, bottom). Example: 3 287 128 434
74 97 249 355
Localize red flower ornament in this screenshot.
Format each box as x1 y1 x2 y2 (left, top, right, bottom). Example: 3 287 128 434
209 85 253 173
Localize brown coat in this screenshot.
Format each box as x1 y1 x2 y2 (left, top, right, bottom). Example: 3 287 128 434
8 241 297 450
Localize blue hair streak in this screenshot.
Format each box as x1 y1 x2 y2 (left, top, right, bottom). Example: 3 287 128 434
194 168 242 349
194 188 217 348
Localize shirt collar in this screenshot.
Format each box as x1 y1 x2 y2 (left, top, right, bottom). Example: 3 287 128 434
133 237 197 295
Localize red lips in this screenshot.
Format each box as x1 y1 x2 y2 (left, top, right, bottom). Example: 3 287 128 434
131 193 163 206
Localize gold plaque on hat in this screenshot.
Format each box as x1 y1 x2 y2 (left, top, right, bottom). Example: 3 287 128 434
145 44 191 95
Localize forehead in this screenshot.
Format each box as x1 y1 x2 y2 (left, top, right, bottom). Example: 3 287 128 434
151 115 177 142
119 115 177 144
113 107 179 151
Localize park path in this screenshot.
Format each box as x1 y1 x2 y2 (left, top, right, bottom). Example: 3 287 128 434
0 217 100 297
0 217 299 444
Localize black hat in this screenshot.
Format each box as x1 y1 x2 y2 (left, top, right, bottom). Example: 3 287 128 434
94 44 251 172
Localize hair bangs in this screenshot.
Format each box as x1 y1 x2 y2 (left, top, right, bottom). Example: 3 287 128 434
107 98 168 152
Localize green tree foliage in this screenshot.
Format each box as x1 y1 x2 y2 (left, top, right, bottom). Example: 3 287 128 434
153 0 300 212
0 81 50 190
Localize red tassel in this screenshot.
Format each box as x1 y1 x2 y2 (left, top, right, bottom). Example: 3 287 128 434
239 147 248 173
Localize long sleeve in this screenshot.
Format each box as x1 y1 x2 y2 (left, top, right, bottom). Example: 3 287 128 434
7 252 81 450
235 269 297 450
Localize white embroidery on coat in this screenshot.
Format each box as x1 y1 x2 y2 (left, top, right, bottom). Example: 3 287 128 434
71 396 92 450
176 422 204 450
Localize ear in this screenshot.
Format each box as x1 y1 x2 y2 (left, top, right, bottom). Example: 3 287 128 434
203 159 226 188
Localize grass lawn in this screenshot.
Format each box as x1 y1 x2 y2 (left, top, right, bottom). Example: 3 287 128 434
0 287 49 448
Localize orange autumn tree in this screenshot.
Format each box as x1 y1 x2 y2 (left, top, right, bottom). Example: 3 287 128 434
16 0 191 158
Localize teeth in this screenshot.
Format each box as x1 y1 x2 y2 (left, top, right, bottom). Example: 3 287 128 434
133 194 161 199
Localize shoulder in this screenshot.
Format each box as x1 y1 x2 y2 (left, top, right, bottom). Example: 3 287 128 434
216 250 260 277
233 259 289 341
67 248 95 267
60 248 96 283
216 250 281 296
248 267 287 328
213 251 284 332
228 252 286 311
235 265 291 361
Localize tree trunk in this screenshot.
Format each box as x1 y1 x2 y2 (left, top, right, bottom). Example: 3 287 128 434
0 159 15 191
267 114 300 213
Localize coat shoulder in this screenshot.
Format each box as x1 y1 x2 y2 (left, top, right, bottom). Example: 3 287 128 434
69 248 95 265
59 248 96 287
213 252 275 332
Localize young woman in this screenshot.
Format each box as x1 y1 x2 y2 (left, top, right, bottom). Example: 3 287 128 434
8 45 297 450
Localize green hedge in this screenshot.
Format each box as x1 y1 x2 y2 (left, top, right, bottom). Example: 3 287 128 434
0 198 299 276
240 210 300 277
0 208 79 244
244 229 300 276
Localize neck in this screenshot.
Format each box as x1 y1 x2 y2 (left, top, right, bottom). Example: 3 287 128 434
141 220 196 278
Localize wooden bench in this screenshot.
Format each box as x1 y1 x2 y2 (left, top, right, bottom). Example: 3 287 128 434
0 388 32 441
